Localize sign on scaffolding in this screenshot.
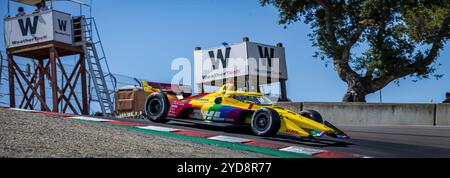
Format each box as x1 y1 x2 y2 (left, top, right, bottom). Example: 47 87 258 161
4 10 73 49
194 38 289 101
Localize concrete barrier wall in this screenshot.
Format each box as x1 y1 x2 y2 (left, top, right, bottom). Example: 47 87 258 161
277 102 450 127
277 102 303 113
436 104 450 126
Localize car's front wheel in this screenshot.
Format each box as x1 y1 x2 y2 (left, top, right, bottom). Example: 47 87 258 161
144 92 170 123
251 108 281 137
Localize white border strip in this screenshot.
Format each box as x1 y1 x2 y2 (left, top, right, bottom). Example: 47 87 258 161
9 108 36 112
137 125 181 132
69 116 113 122
279 146 325 155
208 135 252 143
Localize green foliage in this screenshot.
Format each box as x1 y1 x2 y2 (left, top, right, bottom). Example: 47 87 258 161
261 0 450 88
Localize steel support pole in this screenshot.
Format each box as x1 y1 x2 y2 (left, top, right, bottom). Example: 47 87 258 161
7 0 10 17
8 54 15 107
80 53 89 115
50 47 58 112
39 60 46 111
280 79 288 102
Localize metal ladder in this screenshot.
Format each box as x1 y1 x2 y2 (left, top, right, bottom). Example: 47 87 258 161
73 17 116 115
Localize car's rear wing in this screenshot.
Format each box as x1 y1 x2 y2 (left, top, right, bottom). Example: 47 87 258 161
142 81 192 98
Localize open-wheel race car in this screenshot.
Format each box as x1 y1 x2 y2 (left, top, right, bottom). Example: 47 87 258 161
143 83 349 139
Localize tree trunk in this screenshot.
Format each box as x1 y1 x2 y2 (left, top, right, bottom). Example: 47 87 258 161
342 80 369 102
343 90 367 102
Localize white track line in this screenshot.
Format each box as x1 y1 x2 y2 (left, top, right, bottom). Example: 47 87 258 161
208 135 252 143
137 125 181 132
279 146 325 155
9 108 36 112
69 116 113 122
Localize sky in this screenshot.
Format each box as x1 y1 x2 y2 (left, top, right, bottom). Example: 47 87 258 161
1 0 449 103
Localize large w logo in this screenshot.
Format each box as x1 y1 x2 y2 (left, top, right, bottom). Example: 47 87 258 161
258 46 275 67
58 19 67 31
208 47 231 70
18 16 39 36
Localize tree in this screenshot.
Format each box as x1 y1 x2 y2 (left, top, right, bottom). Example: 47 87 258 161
260 0 450 102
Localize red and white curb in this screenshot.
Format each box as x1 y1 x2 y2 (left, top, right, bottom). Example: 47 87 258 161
1 107 370 158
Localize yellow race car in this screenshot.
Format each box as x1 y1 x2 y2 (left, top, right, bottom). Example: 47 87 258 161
143 83 349 139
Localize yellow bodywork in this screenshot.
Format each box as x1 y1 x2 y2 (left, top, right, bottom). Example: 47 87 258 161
189 85 337 138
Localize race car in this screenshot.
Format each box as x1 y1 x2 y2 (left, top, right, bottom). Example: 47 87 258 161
143 83 349 139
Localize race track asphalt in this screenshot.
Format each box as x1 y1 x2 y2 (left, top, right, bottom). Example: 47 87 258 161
108 117 450 158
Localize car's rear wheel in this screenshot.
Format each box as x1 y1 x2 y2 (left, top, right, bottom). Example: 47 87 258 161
300 109 324 124
144 92 170 123
251 108 281 137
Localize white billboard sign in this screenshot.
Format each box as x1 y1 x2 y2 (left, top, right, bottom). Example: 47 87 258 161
194 41 288 84
196 43 248 83
4 10 73 49
247 42 288 80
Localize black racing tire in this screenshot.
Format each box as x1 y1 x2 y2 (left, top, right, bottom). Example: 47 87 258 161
144 92 170 123
250 108 281 137
300 109 324 124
